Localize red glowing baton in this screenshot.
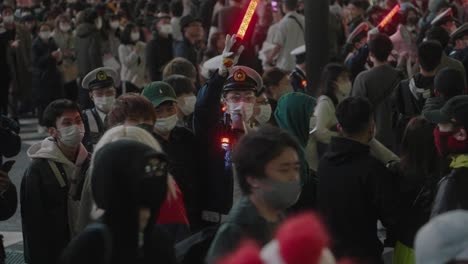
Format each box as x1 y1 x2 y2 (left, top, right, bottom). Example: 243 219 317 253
378 4 400 29
236 0 259 40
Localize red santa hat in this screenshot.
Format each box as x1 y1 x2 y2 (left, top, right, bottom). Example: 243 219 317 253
261 212 336 264
219 213 346 264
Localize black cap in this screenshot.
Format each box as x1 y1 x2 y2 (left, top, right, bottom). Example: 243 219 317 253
424 95 468 127
434 67 465 97
223 66 263 94
180 15 202 32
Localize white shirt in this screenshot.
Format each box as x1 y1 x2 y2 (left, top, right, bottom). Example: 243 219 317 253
272 11 305 72
171 17 183 42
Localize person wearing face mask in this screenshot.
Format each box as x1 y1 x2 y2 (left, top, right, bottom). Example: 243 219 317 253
61 140 177 264
164 74 197 130
32 23 64 134
21 99 91 264
53 15 79 101
193 35 263 224
250 93 272 128
119 23 148 89
142 81 204 231
146 13 174 82
423 95 468 216
174 15 205 67
75 8 104 109
390 7 420 69
206 126 303 263
317 97 399 264
80 67 118 152
2 4 33 120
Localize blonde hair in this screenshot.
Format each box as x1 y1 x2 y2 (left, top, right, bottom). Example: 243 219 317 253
92 125 178 199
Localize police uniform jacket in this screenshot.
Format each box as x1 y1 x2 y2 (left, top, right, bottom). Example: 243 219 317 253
82 107 106 153
193 71 235 215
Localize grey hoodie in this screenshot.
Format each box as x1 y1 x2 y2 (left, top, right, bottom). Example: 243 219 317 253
27 137 89 236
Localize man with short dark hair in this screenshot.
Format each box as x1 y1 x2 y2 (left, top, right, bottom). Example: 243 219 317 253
423 95 468 216
393 40 442 143
174 15 205 67
317 96 399 264
347 0 370 34
206 126 302 263
426 26 467 85
423 67 465 114
21 99 90 264
352 33 402 150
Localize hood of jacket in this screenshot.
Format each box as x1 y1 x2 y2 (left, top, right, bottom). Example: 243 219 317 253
409 73 434 100
274 92 316 147
27 137 88 167
76 23 97 38
324 137 370 165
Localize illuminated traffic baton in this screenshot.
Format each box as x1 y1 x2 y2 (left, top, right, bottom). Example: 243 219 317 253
378 4 400 30
236 0 259 40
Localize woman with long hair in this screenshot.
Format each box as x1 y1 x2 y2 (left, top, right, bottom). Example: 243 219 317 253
390 117 441 264
119 23 147 88
308 63 399 171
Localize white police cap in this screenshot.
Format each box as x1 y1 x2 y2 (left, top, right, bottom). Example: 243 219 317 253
81 67 120 90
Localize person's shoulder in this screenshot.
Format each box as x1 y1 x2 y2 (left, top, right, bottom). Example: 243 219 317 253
172 126 195 139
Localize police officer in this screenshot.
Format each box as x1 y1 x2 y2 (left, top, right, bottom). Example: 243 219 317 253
450 23 468 81
289 45 307 93
81 67 119 152
431 8 456 34
193 35 263 223
343 22 370 81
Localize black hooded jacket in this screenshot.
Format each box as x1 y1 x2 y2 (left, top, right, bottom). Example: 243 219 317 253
60 140 177 264
317 137 399 263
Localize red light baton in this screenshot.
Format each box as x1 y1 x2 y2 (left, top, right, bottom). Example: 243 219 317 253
236 0 259 40
378 4 400 30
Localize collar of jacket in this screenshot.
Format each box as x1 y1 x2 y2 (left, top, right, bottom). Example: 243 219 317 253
327 136 370 157
450 154 468 169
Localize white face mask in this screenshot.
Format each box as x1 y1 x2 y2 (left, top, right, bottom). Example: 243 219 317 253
60 23 71 32
94 96 115 113
178 95 196 116
3 15 14 24
39 31 51 40
57 125 85 147
131 32 140 41
95 17 102 29
227 102 254 121
154 114 178 134
159 24 172 35
254 104 272 124
110 21 119 29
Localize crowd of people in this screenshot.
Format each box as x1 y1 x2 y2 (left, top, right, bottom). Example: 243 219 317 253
0 0 468 263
